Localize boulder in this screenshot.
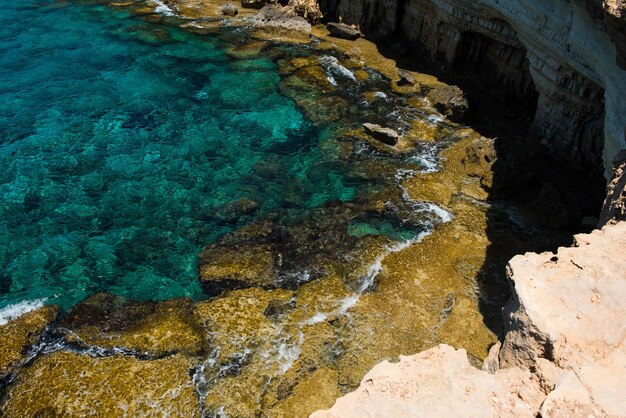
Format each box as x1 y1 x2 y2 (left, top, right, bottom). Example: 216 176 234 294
220 3 239 16
312 345 543 418
397 69 415 86
362 123 399 146
286 0 322 24
426 85 469 123
326 22 362 40
252 5 312 37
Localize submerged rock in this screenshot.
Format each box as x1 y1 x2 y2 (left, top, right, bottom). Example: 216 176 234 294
1 352 200 417
0 305 59 379
362 123 399 146
326 22 361 40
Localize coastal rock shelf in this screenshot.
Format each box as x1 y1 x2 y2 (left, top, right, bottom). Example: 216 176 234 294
1 0 624 416
315 222 626 417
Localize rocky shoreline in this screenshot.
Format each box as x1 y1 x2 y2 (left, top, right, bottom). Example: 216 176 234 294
314 221 626 417
1 0 625 416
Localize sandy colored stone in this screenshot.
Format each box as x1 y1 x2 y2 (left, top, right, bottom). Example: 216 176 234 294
312 344 543 418
500 222 626 416
0 305 59 379
1 352 200 417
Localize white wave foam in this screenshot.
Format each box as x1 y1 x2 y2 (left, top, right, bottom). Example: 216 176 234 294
0 298 48 326
151 0 174 16
319 56 357 82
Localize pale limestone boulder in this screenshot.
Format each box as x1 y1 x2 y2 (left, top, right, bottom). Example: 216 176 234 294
311 344 544 418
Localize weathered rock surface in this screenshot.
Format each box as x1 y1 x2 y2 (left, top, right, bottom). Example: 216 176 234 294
362 123 399 146
312 344 544 418
315 222 626 417
59 293 205 356
326 22 361 40
0 305 58 379
318 0 626 177
220 3 238 16
498 222 626 416
600 149 626 225
426 85 468 123
0 352 200 417
253 4 312 39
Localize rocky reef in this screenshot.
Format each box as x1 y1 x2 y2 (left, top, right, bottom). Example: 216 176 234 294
315 221 626 417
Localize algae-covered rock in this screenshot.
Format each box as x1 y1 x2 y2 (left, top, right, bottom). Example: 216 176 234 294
0 305 59 379
1 352 200 417
60 294 205 356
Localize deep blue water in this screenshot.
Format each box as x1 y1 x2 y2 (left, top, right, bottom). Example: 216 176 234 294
0 0 440 313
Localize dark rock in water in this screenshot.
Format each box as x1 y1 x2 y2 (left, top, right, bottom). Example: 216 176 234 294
242 0 265 9
326 22 362 40
253 5 312 36
397 69 415 86
220 3 239 16
533 183 570 229
211 197 259 222
362 123 399 146
426 85 468 123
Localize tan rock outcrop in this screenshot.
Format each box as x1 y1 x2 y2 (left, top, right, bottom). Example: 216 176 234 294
314 222 626 417
1 352 200 417
0 305 58 379
312 344 544 418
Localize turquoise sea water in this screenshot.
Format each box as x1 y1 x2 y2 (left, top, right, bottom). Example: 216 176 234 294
0 0 440 312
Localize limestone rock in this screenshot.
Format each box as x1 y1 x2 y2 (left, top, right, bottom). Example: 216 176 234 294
59 294 205 356
426 85 468 123
253 4 312 38
326 22 361 40
0 352 200 417
287 0 323 24
318 0 626 175
362 123 399 146
599 149 626 225
0 305 58 379
500 222 626 415
397 68 415 86
312 344 544 418
220 3 238 15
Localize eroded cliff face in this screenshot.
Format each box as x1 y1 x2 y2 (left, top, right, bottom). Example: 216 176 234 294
319 0 626 177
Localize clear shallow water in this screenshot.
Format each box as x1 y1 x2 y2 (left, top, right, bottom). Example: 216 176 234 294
0 0 362 310
0 0 444 313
